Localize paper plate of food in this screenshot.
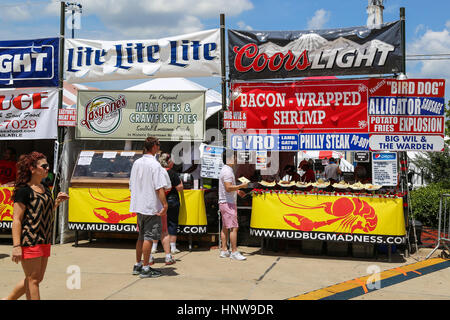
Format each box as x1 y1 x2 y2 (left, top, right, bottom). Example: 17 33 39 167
259 180 276 188
278 181 296 187
332 181 349 189
364 184 383 191
295 181 311 188
311 179 330 188
349 182 365 190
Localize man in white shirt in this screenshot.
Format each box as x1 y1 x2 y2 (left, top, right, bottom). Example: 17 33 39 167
218 150 248 261
129 137 168 278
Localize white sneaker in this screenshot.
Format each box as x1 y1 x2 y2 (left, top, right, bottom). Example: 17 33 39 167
151 248 157 254
230 251 246 261
219 250 230 258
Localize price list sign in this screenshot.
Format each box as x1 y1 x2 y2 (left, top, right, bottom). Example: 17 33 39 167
371 152 398 186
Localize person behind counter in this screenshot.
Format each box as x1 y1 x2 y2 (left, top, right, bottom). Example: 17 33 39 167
0 147 17 186
354 163 371 184
324 157 342 185
159 152 183 256
299 161 315 183
280 165 300 182
219 150 248 261
4 152 69 300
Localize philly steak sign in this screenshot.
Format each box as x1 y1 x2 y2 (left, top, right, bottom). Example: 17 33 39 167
65 29 220 83
228 21 402 79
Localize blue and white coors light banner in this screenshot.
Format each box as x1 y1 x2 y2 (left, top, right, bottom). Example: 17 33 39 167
65 29 220 83
0 38 59 88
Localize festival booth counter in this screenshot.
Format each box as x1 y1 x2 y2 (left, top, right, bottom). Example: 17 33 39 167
68 150 207 245
226 72 445 258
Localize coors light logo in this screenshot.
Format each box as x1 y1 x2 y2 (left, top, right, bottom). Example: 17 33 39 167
229 21 401 79
80 95 127 135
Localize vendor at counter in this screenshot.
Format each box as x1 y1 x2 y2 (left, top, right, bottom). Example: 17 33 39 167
324 157 341 184
354 162 371 184
299 160 315 183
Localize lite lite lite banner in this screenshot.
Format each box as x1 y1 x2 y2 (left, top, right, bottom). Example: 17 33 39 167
0 37 59 88
250 193 405 244
65 29 220 83
76 90 205 141
0 88 58 140
228 21 402 80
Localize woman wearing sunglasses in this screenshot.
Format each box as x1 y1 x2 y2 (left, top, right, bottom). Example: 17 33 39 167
3 151 69 300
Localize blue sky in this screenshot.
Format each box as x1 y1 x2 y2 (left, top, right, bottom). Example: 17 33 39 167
1 0 450 100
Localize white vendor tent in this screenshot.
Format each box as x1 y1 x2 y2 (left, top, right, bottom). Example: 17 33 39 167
125 77 223 120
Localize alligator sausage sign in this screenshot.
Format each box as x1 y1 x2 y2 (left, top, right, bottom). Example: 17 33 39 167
228 20 401 80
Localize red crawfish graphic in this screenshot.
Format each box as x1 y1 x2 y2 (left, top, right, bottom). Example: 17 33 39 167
0 188 13 221
278 194 378 233
89 189 136 223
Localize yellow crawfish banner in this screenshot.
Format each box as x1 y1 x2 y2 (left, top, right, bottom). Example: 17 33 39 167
0 187 14 229
68 188 207 233
178 190 207 233
250 193 406 244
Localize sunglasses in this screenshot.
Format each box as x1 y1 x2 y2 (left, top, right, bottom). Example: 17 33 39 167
40 164 49 170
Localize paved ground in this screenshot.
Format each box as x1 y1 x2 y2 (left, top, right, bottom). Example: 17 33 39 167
0 238 448 301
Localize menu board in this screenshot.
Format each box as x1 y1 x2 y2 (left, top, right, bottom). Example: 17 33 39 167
200 145 224 179
372 152 398 186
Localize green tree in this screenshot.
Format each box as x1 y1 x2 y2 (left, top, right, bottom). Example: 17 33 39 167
446 100 450 139
411 144 450 188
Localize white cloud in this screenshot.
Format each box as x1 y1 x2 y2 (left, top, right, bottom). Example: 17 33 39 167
237 21 253 31
407 22 450 100
0 5 32 22
44 0 253 38
307 9 330 30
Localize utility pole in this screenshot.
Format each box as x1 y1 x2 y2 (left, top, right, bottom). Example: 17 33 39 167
65 2 83 39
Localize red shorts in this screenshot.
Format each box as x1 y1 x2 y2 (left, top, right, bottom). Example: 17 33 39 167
219 202 238 229
22 244 51 259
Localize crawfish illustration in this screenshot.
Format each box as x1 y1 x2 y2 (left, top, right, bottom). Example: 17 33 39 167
279 194 378 233
0 188 13 221
89 188 135 224
93 207 136 224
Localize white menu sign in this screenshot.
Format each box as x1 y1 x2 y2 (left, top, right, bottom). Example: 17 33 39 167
371 152 398 186
200 145 224 179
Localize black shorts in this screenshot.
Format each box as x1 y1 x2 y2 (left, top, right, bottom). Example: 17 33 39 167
137 213 161 241
167 200 180 236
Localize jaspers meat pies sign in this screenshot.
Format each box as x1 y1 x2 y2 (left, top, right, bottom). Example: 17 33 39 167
228 21 402 80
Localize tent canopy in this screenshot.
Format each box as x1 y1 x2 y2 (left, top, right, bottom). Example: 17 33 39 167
125 77 223 120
